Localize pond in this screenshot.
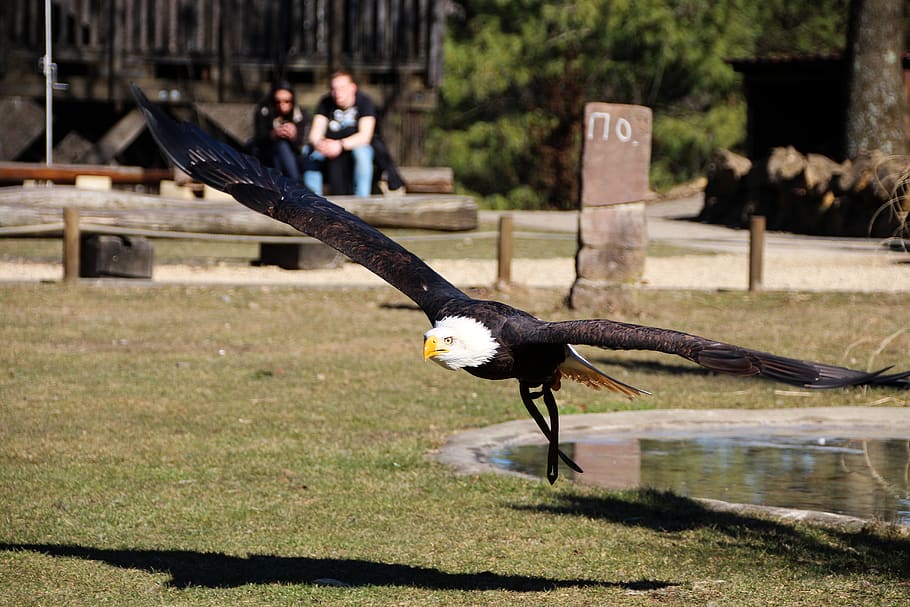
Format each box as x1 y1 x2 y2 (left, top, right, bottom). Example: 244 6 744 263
493 433 910 525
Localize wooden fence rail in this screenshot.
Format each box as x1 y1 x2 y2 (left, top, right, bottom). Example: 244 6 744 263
3 208 571 285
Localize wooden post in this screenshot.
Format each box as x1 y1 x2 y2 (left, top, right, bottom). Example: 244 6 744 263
63 207 80 283
496 214 514 286
749 215 765 292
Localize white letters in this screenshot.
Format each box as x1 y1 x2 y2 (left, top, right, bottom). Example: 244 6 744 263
587 112 636 144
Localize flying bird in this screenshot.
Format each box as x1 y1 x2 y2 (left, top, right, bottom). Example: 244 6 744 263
132 85 909 484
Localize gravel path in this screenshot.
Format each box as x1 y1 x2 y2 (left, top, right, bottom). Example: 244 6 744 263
2 195 908 291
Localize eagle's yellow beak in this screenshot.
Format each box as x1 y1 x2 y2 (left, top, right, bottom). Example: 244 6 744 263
423 335 446 361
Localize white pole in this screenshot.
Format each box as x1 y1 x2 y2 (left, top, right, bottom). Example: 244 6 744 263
44 0 53 166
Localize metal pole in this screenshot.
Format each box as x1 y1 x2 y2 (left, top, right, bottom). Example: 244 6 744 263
44 0 53 166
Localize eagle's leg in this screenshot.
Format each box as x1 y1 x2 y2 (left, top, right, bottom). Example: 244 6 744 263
542 385 560 484
518 382 583 483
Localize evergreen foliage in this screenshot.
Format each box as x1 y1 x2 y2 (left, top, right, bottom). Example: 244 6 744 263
429 0 850 209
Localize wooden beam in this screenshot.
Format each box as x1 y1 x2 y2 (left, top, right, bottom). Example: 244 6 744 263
0 162 174 184
0 98 46 161
94 109 148 163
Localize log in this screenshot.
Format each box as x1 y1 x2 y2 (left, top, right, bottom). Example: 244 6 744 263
0 186 478 233
851 151 908 201
329 193 477 230
700 147 910 237
766 146 806 184
804 153 846 196
705 149 751 196
701 149 753 225
398 166 454 193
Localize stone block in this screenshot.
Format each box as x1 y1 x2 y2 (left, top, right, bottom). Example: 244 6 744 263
80 235 154 279
575 245 646 283
257 241 344 270
578 203 647 249
568 279 640 312
580 103 652 207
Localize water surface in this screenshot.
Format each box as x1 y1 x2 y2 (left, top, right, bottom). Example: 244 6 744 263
495 434 910 524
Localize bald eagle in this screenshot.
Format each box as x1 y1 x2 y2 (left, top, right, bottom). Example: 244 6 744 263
132 85 909 484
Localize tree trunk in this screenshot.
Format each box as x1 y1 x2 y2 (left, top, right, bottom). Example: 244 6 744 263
844 0 908 157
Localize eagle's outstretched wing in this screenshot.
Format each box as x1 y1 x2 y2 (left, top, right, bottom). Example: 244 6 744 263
132 84 468 321
530 318 910 389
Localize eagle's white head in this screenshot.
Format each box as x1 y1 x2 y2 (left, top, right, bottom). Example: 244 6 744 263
423 316 498 370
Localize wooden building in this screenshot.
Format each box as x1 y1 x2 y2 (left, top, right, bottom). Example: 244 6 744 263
0 0 447 166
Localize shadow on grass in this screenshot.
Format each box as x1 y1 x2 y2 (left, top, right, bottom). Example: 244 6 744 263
0 543 675 592
513 488 910 577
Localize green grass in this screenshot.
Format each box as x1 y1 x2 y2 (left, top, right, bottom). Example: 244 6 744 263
2 284 909 606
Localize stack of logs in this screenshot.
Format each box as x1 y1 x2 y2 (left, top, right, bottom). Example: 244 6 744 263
701 147 909 238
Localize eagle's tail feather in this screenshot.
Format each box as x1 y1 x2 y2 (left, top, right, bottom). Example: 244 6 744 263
558 345 649 398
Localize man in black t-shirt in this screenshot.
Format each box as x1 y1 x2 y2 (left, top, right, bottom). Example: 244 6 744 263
303 70 377 196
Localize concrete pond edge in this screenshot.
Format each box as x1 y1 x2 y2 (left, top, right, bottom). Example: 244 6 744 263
434 407 910 532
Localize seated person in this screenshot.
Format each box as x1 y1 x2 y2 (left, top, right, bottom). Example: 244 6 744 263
303 70 404 196
252 81 308 181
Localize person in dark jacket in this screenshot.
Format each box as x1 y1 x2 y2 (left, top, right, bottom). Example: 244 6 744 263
253 81 308 181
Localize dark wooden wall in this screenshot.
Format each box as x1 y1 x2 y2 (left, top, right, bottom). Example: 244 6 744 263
0 0 446 165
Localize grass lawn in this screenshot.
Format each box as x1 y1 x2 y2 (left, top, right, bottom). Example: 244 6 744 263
1 283 909 606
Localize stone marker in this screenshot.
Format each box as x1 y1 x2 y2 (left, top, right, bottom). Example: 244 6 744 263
570 102 652 309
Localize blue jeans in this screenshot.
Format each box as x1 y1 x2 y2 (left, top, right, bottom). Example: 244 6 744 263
271 139 301 181
302 144 374 197
302 148 325 195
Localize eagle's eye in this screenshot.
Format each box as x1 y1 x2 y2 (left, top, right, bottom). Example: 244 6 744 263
444 336 454 345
